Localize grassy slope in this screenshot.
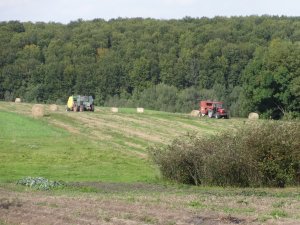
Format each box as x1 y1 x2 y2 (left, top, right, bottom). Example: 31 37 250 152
0 110 155 182
0 101 242 183
1 102 300 224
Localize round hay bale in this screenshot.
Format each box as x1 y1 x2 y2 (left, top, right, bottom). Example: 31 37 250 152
190 110 200 117
15 98 21 103
111 107 118 113
137 107 144 113
248 112 259 120
32 104 45 118
49 104 59 111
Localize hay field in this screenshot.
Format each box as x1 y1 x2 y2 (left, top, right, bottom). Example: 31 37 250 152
0 102 242 163
0 101 299 225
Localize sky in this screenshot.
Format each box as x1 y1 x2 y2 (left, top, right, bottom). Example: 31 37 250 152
0 0 299 24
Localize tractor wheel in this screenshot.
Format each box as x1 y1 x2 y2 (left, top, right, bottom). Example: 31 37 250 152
208 110 213 118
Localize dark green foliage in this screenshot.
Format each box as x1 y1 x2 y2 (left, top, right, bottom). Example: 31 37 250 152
0 17 299 118
242 39 300 119
104 83 217 113
136 84 178 112
149 121 300 187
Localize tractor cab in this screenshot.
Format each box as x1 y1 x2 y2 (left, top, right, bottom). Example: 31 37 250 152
66 95 94 112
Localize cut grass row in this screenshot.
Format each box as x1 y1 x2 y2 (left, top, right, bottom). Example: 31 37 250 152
0 101 250 183
0 104 245 184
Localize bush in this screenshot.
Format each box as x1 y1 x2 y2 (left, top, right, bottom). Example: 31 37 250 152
149 133 208 185
149 121 300 187
240 121 300 187
282 111 300 121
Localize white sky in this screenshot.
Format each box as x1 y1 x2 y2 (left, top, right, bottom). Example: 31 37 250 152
0 0 299 24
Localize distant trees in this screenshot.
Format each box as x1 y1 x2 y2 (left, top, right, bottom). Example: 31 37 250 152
0 16 299 118
243 39 300 118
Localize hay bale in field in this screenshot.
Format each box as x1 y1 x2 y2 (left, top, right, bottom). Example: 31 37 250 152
32 104 45 118
190 110 200 117
111 107 118 113
49 104 59 111
248 112 259 120
15 98 21 103
137 107 144 113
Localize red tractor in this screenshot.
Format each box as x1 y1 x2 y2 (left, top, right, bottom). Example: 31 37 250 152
199 100 228 119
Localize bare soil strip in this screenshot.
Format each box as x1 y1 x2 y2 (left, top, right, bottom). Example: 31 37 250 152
0 187 262 225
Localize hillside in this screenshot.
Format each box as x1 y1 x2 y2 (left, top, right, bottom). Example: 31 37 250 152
1 102 300 225
0 101 242 182
1 17 300 118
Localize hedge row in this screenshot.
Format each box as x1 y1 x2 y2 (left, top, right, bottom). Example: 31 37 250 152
149 121 300 187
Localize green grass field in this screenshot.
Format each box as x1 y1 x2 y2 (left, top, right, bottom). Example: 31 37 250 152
0 110 156 183
0 101 242 183
0 102 299 225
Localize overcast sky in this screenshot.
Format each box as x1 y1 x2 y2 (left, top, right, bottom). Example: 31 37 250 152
0 0 299 24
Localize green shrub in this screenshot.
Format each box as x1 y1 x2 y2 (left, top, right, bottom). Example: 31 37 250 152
149 121 300 187
240 121 300 187
149 133 208 185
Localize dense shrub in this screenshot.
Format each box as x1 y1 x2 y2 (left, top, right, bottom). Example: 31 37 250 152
149 133 208 185
149 121 300 187
240 121 300 187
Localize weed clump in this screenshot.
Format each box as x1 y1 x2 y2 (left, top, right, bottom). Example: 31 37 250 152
17 177 65 190
149 121 300 187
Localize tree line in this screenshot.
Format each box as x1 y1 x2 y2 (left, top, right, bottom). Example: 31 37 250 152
0 16 299 118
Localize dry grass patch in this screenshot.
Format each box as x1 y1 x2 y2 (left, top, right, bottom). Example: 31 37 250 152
49 104 59 111
2 185 300 225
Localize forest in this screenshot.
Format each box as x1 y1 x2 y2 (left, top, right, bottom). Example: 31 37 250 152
0 16 300 118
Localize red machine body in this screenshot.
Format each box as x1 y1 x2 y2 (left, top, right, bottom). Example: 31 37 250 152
199 100 228 119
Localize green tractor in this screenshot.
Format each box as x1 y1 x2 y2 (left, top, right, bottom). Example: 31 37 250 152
66 95 94 112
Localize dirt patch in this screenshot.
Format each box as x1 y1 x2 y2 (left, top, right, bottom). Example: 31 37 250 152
0 198 22 209
0 186 259 225
189 215 246 225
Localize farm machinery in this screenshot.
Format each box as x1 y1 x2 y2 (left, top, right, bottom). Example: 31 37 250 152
199 100 228 119
66 95 94 112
